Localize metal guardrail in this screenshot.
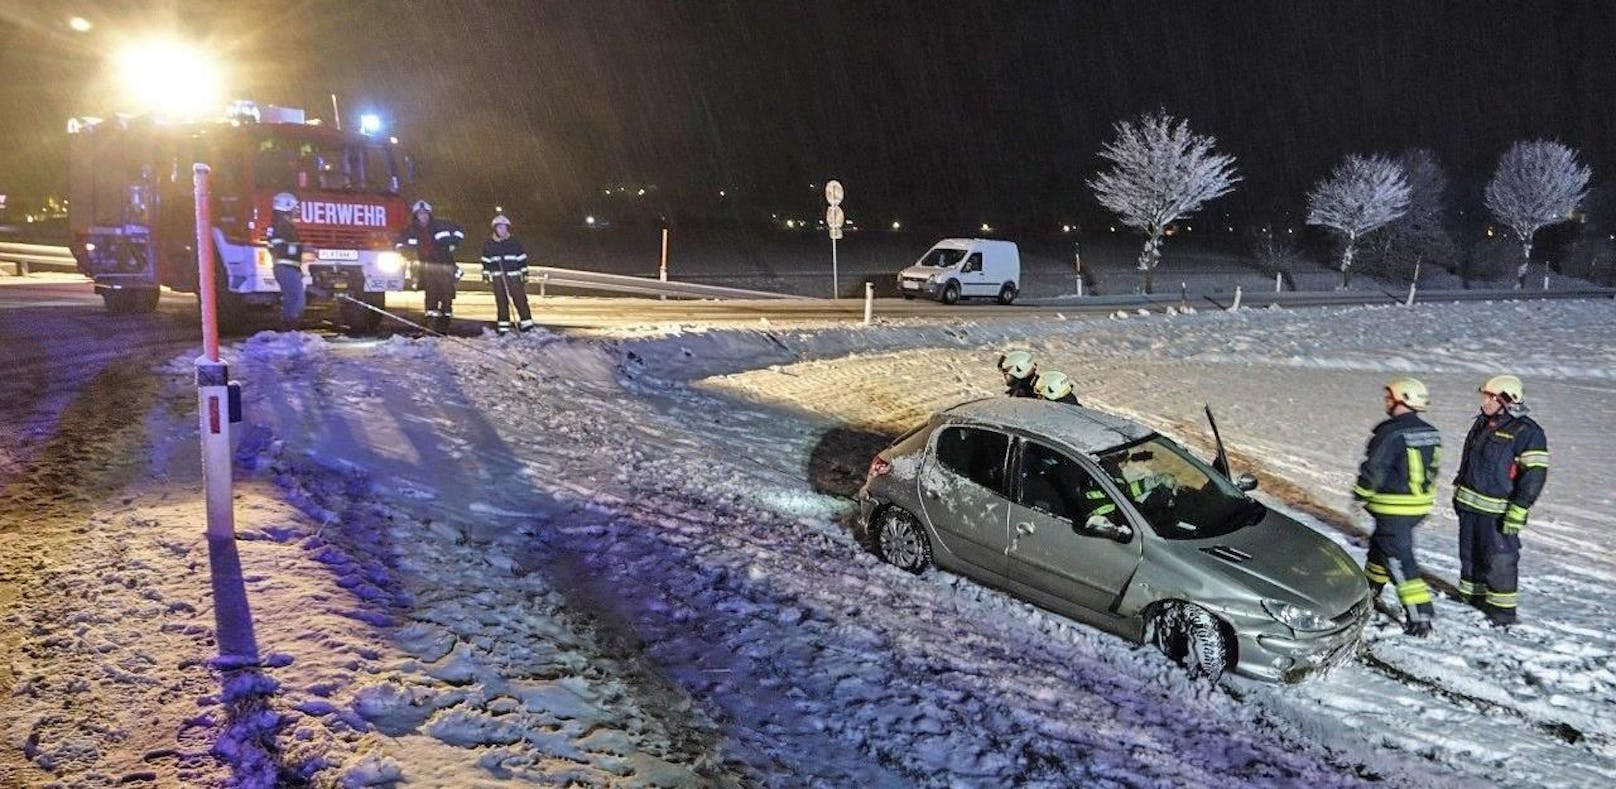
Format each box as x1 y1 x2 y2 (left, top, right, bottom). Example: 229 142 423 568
0 242 78 275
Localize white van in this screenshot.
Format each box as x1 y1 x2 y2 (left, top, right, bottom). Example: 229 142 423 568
897 238 1021 305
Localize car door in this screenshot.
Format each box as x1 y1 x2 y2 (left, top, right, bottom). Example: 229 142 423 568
1005 438 1144 619
959 252 987 295
918 425 1012 577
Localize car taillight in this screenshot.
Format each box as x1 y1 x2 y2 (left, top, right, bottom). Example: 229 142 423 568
868 456 892 478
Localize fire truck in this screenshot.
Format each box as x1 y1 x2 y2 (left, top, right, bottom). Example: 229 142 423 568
66 102 413 330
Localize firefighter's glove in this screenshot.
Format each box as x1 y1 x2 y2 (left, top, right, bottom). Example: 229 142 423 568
453 267 464 282
516 269 528 283
1502 504 1529 535
481 270 492 283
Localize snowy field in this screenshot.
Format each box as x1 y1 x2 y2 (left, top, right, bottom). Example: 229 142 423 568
4 298 1614 787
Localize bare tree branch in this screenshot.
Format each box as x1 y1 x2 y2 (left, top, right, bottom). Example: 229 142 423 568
1088 110 1240 293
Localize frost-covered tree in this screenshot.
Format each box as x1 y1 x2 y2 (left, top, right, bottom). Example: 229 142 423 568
1484 140 1591 289
1360 149 1459 283
1306 154 1411 288
1088 111 1240 294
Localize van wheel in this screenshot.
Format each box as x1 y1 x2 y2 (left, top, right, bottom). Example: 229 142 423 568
996 283 1017 305
940 281 961 305
874 508 933 573
1151 601 1230 681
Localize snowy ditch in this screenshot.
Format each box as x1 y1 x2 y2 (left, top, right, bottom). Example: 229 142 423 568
6 300 1614 786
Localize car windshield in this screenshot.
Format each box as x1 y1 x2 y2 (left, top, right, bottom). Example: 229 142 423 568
917 247 968 267
1092 435 1260 540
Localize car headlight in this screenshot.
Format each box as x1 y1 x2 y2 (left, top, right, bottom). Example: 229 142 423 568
375 251 405 274
926 272 940 283
1261 599 1334 632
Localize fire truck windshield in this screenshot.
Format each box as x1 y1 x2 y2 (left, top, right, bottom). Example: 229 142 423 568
254 137 399 194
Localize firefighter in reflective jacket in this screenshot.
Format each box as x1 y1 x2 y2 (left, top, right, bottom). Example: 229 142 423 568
1453 374 1548 627
479 214 534 335
267 192 306 328
997 350 1038 398
1353 376 1442 636
394 199 465 333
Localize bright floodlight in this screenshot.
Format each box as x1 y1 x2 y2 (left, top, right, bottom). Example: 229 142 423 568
113 38 223 118
68 16 93 32
359 113 382 135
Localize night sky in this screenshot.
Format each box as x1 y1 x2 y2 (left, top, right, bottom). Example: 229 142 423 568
3 1 1615 228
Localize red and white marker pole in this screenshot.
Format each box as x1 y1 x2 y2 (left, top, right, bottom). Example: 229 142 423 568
194 163 259 662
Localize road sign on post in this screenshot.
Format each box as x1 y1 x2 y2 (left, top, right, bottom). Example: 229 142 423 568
825 180 845 298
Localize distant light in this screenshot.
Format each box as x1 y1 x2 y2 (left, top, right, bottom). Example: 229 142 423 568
636 188 646 196
718 190 727 197
495 205 503 213
1286 228 1293 235
388 135 398 145
1109 226 1116 233
1487 227 1495 238
1062 224 1072 233
891 221 901 230
68 16 92 32
603 189 612 196
585 215 596 225
785 219 795 229
1228 226 1234 233
980 223 992 233
358 113 382 135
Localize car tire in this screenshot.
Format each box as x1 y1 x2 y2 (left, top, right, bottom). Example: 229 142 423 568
941 281 961 305
874 508 933 574
996 283 1017 305
1152 601 1230 681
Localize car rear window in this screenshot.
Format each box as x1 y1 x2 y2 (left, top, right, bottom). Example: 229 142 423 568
934 426 1009 492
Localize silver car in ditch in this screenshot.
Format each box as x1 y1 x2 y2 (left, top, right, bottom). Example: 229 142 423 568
855 398 1369 683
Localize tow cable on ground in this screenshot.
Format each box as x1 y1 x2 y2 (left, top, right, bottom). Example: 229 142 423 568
333 293 551 383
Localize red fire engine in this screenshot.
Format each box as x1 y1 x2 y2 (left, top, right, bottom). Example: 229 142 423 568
66 102 414 330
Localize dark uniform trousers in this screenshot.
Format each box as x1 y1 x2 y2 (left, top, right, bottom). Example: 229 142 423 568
420 263 457 322
1457 509 1521 618
1364 514 1435 624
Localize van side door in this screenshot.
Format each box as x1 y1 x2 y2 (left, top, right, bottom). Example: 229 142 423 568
959 252 987 294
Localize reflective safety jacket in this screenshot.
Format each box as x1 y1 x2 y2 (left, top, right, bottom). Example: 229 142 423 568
1353 411 1442 517
479 236 529 276
266 211 301 266
1454 408 1548 527
395 218 465 266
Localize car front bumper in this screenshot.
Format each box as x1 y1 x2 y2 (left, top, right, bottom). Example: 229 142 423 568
1230 596 1370 683
898 278 943 298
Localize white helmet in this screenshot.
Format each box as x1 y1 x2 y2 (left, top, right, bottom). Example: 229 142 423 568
411 199 433 214
1385 376 1430 411
1034 370 1074 401
998 350 1035 380
1481 374 1524 404
272 192 298 212
490 214 512 228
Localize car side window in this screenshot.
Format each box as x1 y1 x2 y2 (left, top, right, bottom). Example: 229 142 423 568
962 253 983 273
934 427 1009 492
1017 441 1119 523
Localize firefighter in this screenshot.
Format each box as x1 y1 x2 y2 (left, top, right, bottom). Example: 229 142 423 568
1453 374 1548 627
479 214 535 335
1033 370 1082 406
394 199 465 333
997 350 1038 397
267 192 306 328
1352 376 1442 636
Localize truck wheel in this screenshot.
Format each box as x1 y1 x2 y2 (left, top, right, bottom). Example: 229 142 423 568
941 281 961 305
996 283 1018 305
339 293 385 333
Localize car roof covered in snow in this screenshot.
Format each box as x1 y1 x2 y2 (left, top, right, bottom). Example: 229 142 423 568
941 397 1154 454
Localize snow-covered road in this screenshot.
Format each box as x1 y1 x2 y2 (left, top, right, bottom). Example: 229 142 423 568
5 298 1613 787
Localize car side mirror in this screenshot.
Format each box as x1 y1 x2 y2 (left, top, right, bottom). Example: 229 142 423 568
1082 514 1133 543
1235 472 1258 492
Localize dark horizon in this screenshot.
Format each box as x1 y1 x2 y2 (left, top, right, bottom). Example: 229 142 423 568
4 1 1616 230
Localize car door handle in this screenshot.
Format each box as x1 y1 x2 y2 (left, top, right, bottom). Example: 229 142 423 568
1015 521 1036 536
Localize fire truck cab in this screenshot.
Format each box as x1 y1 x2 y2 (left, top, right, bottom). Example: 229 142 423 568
66 102 413 331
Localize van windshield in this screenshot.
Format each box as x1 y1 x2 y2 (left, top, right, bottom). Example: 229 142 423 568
918 248 968 268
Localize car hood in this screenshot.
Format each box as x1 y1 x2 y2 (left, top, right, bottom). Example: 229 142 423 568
1182 508 1365 616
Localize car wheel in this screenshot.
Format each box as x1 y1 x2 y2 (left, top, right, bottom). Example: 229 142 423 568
1152 601 1230 681
941 281 961 305
996 283 1017 305
875 508 933 573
